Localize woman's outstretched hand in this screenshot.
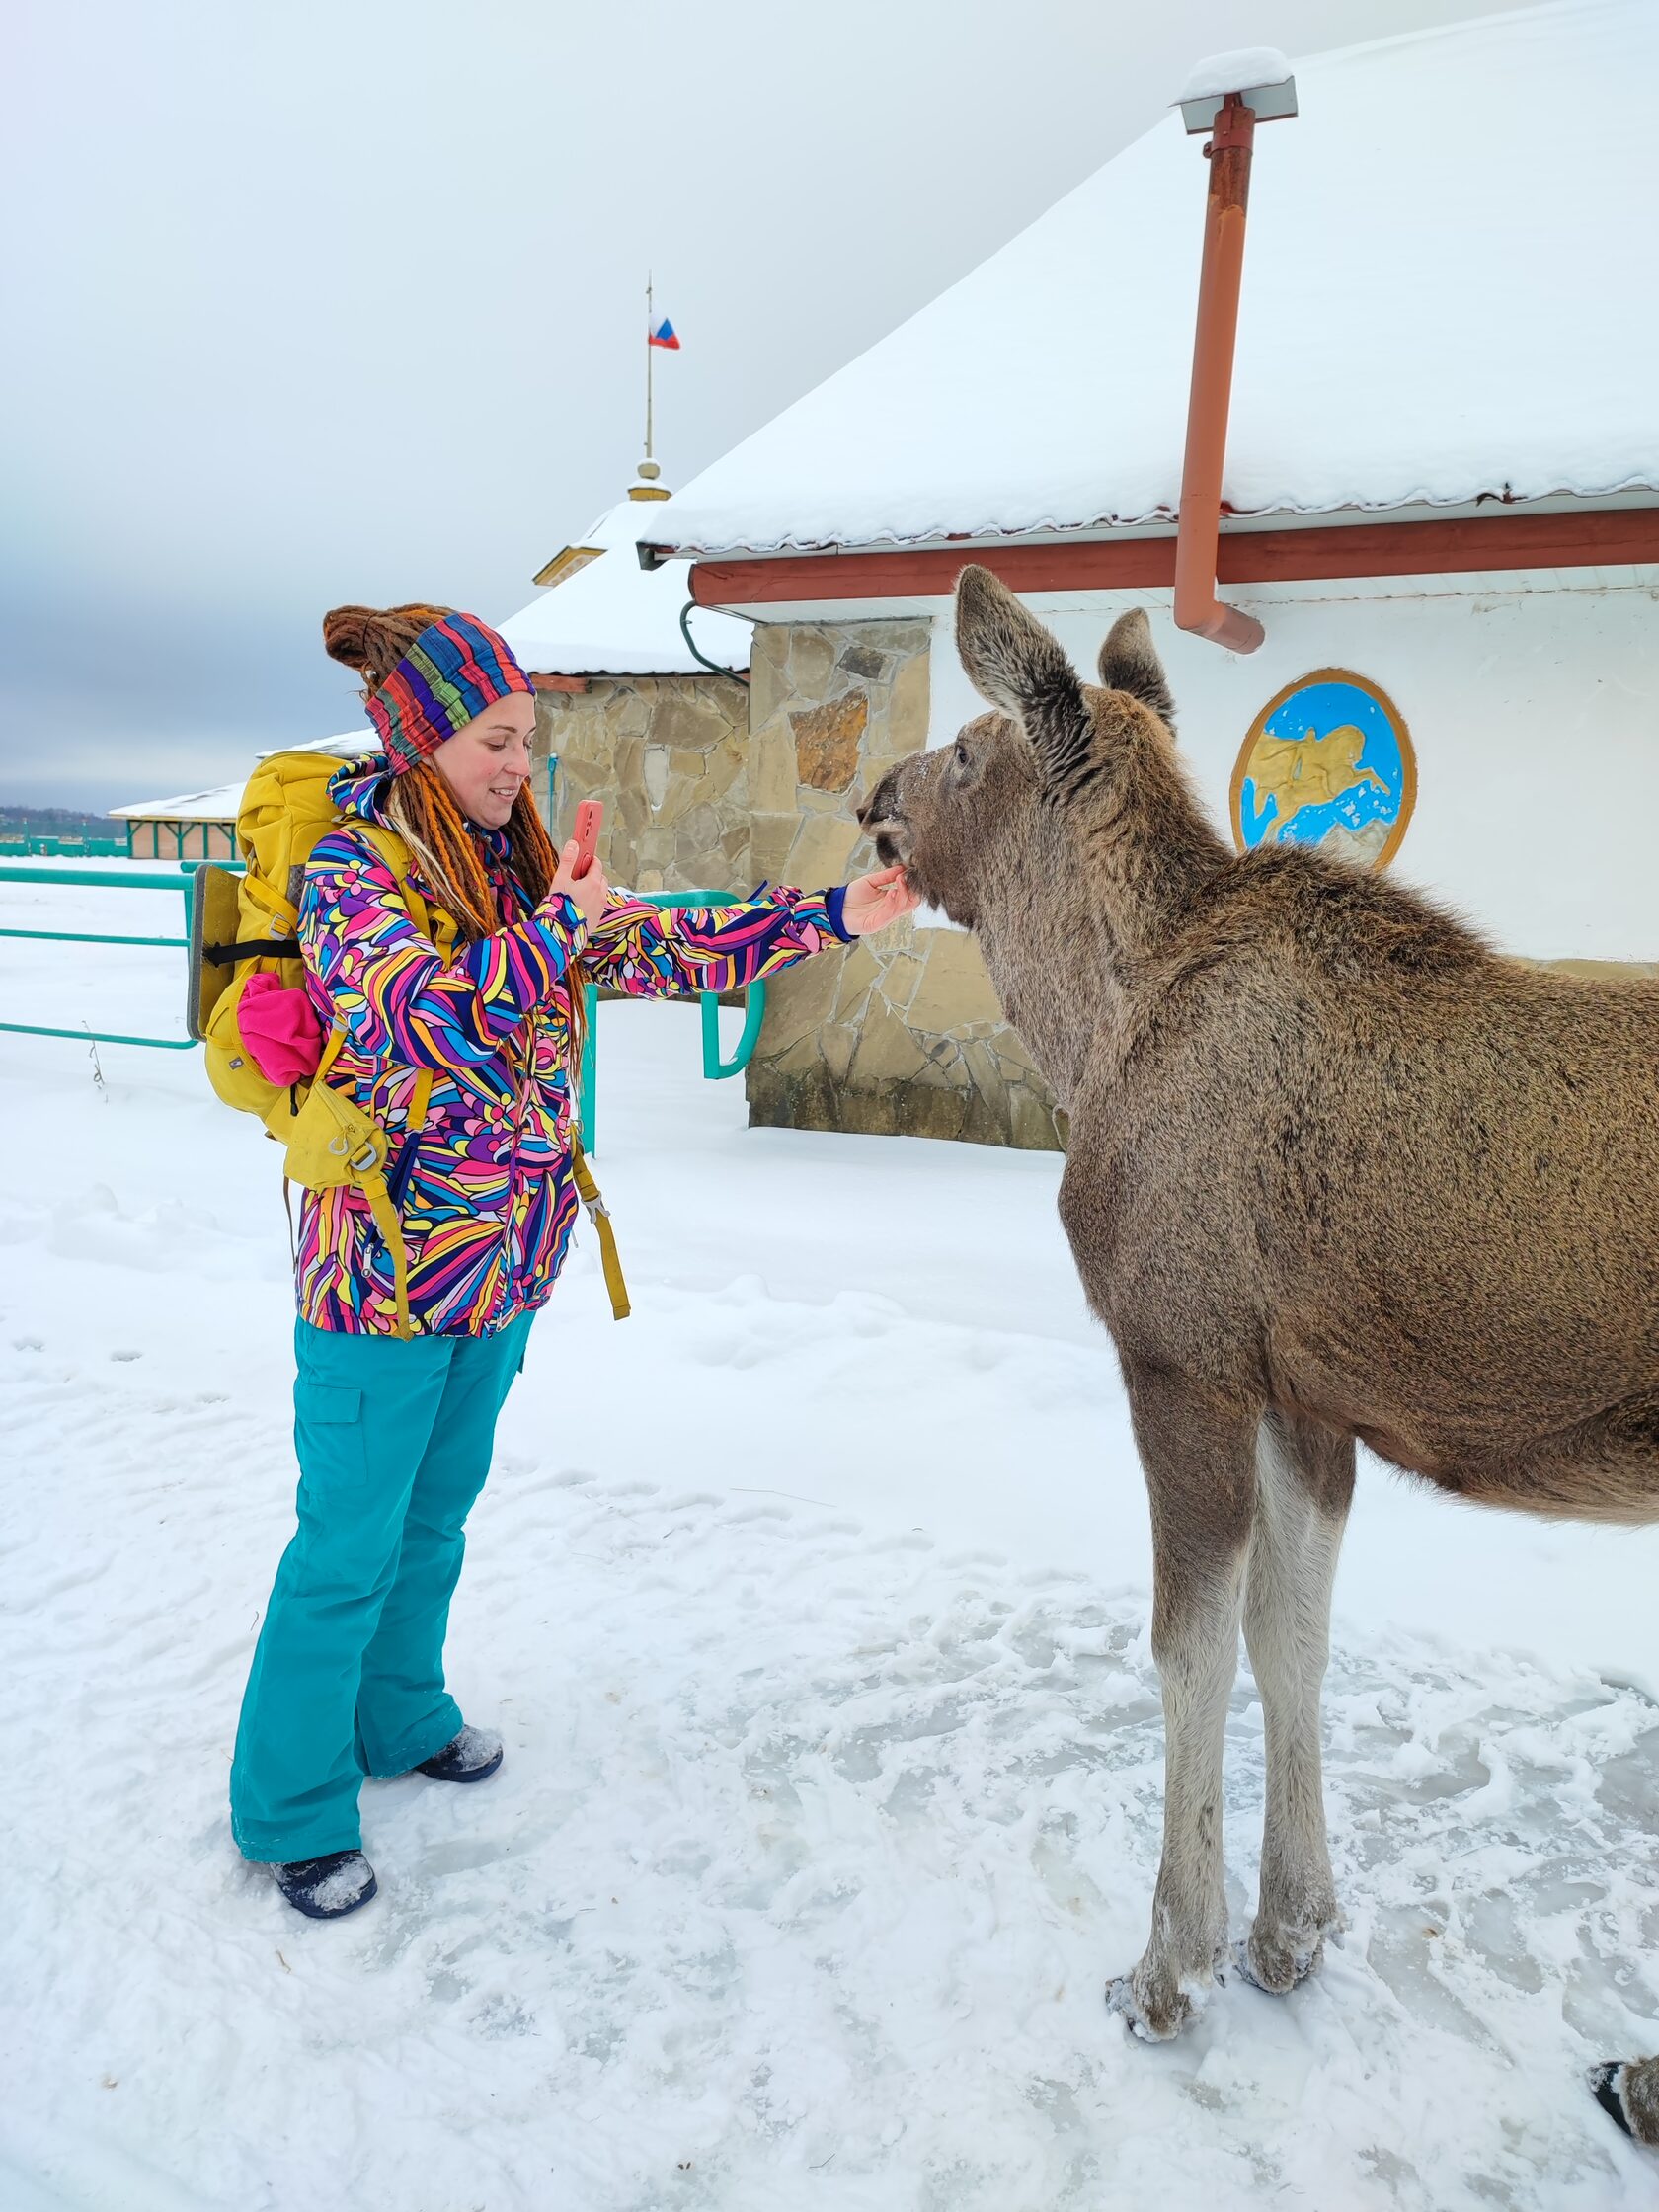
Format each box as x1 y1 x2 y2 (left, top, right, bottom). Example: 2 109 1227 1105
839 865 922 936
550 841 609 927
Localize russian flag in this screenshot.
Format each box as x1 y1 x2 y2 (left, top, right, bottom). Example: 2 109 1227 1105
648 315 680 351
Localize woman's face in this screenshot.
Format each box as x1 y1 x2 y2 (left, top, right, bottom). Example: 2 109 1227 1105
433 693 538 829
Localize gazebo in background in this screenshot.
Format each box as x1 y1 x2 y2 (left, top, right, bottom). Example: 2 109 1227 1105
111 732 375 862
109 782 243 862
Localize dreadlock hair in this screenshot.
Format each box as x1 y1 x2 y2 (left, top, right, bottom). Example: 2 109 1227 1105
321 600 587 1091
382 762 561 946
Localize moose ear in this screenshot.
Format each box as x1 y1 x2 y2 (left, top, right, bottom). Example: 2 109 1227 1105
954 566 1086 782
1097 608 1175 731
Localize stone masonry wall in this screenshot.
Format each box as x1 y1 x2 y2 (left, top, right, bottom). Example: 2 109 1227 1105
745 619 1062 1150
532 673 751 895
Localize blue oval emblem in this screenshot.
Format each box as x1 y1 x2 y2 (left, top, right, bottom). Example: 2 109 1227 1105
1230 669 1416 868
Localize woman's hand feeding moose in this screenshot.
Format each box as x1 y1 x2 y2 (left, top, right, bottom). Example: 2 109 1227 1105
552 841 918 935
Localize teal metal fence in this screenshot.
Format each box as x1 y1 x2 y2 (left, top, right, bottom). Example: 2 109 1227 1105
0 865 205 1050
0 868 768 1147
576 891 768 1152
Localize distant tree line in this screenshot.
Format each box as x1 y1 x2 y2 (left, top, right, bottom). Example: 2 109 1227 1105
1 803 114 837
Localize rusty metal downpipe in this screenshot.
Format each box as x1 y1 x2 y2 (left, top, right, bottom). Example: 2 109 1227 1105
1172 63 1296 653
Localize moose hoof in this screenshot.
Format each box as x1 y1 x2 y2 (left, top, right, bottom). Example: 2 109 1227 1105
1233 1919 1336 1997
1590 2058 1659 2145
1106 1955 1219 2043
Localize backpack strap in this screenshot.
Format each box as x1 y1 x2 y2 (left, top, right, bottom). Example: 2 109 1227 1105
358 1165 416 1339
569 1141 630 1321
350 823 450 1133
356 822 460 968
240 873 300 937
514 996 628 1325
315 1022 348 1085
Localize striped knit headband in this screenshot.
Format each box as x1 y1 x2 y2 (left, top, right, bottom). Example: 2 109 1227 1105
364 611 534 775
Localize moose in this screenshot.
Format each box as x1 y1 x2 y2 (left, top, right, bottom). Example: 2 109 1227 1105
858 566 1659 2141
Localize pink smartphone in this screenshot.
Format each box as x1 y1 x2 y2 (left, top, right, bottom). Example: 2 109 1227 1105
571 800 603 880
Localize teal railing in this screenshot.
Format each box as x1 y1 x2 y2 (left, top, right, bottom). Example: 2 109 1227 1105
0 864 207 1050
576 890 766 1153
0 867 768 1146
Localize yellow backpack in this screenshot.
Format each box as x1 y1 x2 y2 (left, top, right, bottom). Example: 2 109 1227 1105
190 750 454 1338
191 750 628 1336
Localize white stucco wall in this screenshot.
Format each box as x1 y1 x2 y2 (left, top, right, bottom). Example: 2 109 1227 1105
922 567 1659 963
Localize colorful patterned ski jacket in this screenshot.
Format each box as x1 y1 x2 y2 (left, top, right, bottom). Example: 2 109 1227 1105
293 759 854 1337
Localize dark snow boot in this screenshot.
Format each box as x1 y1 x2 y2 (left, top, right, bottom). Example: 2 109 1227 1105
273 1850 377 1920
414 1724 504 1784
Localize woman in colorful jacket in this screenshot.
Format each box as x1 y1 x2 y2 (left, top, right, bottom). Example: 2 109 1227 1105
231 604 918 1918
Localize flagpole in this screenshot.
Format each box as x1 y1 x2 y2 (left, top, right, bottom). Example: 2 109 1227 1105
645 271 654 463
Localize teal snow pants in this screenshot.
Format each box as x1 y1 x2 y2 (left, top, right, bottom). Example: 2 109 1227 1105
230 1310 534 1863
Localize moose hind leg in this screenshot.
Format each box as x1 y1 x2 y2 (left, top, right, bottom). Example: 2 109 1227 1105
1238 1411 1354 1996
1108 1369 1258 2041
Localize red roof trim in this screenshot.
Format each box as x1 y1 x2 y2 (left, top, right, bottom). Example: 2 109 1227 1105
688 508 1659 609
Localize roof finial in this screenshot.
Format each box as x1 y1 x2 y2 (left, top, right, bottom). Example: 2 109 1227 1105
629 455 670 502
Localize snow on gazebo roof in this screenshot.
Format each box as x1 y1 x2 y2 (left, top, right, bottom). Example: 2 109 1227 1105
272 730 379 759
112 733 376 826
499 481 752 676
109 780 246 824
647 0 1659 560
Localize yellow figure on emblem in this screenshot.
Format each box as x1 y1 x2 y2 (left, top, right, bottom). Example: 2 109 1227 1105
1245 724 1387 844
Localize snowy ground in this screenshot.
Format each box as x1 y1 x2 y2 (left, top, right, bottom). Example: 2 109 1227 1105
3 867 1659 2212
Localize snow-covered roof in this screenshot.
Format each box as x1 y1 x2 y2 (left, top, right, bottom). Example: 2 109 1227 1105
498 490 752 675
111 733 376 825
109 780 245 824
265 730 379 760
648 0 1658 559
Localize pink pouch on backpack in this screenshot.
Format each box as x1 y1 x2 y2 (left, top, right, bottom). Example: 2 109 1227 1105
238 972 325 1086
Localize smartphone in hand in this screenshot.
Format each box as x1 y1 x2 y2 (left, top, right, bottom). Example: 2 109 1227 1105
571 801 603 880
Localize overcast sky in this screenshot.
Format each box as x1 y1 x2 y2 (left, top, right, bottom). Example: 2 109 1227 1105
2 0 1532 811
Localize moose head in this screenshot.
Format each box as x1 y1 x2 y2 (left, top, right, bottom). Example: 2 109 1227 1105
856 568 1218 1097
857 565 1189 934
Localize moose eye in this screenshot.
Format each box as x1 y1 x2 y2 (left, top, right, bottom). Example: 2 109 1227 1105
954 740 970 767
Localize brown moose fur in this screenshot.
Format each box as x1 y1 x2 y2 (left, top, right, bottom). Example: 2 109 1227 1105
857 565 1659 2135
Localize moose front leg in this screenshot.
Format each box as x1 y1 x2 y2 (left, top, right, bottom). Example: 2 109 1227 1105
1237 1410 1354 1995
1108 1367 1259 2041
